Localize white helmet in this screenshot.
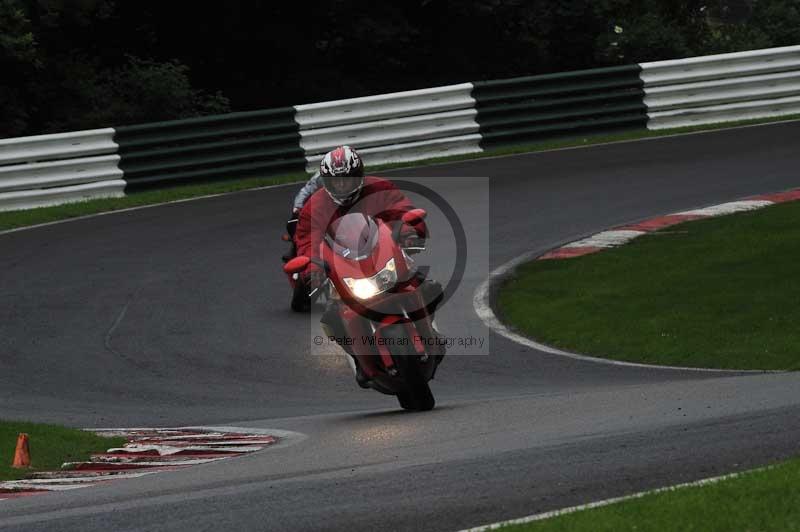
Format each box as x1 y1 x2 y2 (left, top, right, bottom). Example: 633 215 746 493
319 145 364 206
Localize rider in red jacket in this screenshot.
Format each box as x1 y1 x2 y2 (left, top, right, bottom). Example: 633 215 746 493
294 146 420 283
292 146 443 387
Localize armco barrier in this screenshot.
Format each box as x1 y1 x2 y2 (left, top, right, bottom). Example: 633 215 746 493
643 71 800 111
640 46 800 87
114 108 306 188
0 128 118 165
646 95 800 130
0 180 125 212
642 45 800 129
0 129 124 212
299 109 482 171
472 65 648 148
295 84 482 171
2 45 799 210
294 84 476 128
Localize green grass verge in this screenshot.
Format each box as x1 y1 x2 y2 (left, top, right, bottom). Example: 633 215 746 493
0 173 308 232
0 420 126 481
498 200 800 370
499 458 800 532
2 113 799 233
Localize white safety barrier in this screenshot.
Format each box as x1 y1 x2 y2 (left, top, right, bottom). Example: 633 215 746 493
0 128 118 165
2 46 799 212
305 134 484 169
294 83 476 127
294 83 482 171
0 180 126 212
0 129 124 211
647 95 800 130
641 45 800 129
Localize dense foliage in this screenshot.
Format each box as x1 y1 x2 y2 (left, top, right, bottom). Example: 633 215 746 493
1 0 798 137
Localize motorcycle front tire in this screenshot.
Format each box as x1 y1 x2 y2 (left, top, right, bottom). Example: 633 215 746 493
386 326 435 411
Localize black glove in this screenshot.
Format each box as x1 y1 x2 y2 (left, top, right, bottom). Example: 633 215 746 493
286 208 300 237
400 231 426 254
301 267 325 292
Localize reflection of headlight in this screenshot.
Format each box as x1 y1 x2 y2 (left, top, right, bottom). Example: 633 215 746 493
344 258 397 300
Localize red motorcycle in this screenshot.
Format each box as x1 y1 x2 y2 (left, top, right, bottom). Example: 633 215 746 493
283 208 442 411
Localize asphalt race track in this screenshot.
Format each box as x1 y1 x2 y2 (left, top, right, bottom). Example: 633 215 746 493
2 121 800 531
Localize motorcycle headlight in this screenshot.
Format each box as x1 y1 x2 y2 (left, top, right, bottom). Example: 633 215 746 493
343 258 397 300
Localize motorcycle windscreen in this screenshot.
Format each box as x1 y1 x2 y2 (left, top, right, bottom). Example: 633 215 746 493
324 213 380 261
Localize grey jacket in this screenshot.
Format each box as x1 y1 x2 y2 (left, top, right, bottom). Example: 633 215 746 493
292 172 322 211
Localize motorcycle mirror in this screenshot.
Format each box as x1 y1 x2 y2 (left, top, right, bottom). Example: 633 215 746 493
402 208 427 226
283 256 311 275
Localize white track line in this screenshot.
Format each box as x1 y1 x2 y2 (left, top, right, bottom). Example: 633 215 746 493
459 467 770 531
67 458 224 466
0 471 159 491
1 484 89 492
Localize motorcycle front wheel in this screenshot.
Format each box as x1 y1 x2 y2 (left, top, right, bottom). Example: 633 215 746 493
385 325 435 411
397 382 434 411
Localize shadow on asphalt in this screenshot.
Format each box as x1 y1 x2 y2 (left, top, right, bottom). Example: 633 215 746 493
339 404 460 421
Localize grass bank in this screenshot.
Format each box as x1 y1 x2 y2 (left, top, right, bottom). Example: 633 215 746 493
0 420 126 481
498 200 800 370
